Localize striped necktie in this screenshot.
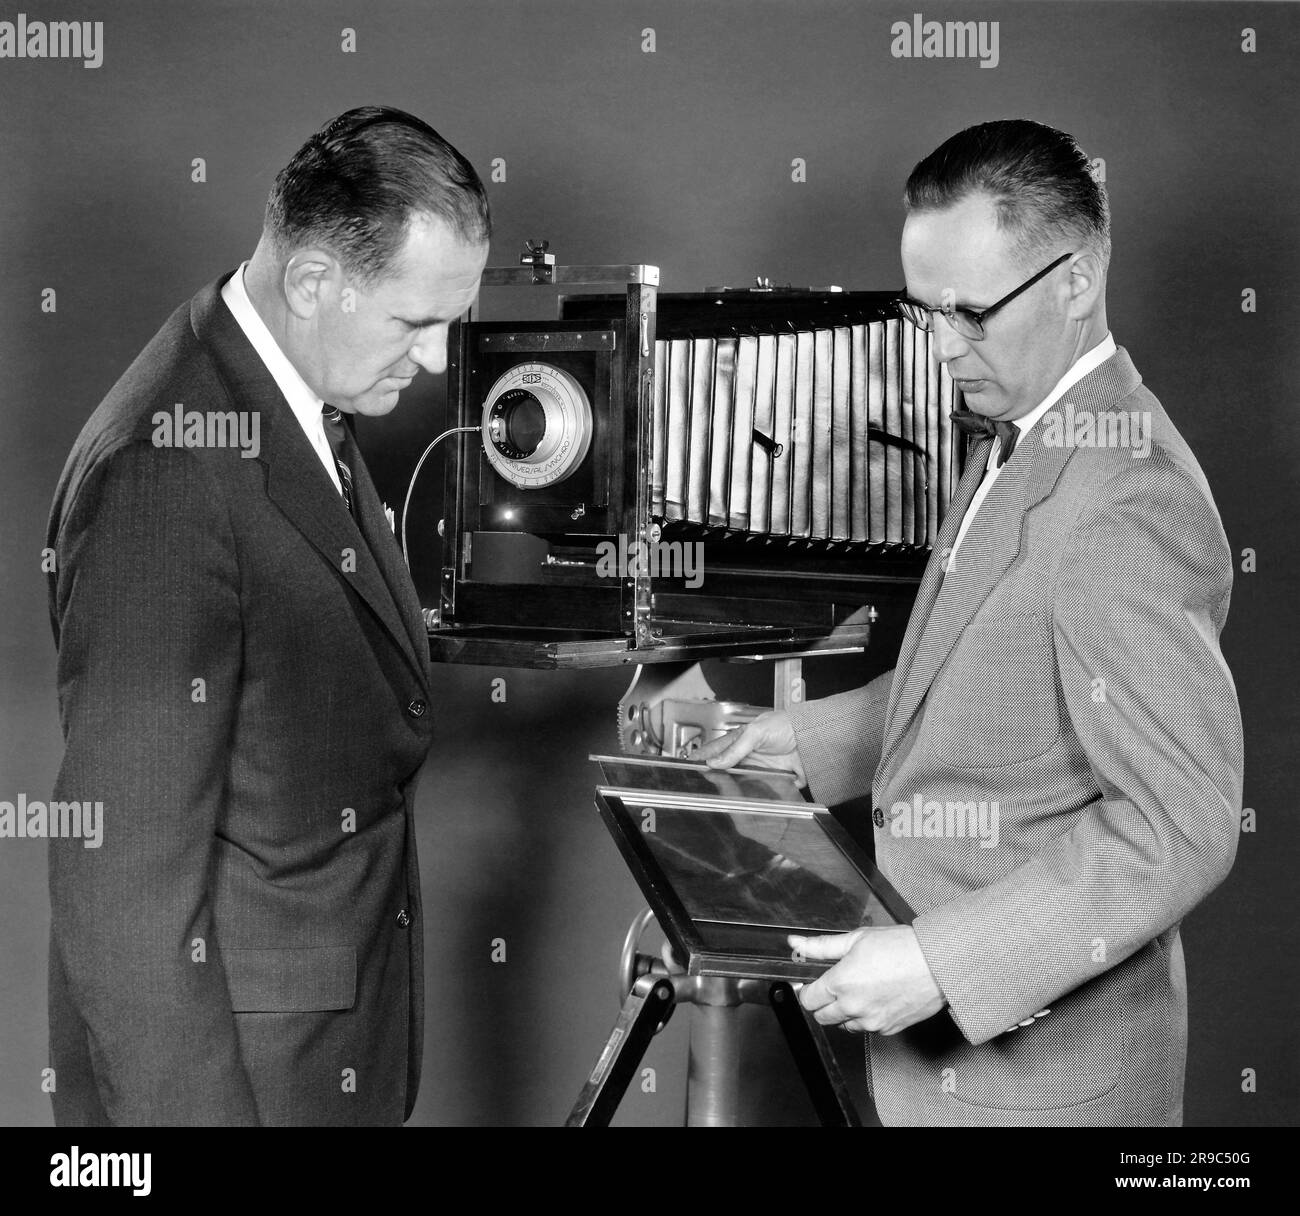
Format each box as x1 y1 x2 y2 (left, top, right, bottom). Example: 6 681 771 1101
321 406 354 514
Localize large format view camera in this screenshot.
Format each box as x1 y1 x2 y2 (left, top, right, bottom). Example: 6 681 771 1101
414 246 968 1124
424 245 965 670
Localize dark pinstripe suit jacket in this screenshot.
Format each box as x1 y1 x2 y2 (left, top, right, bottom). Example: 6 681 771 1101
46 275 436 1125
791 349 1242 1126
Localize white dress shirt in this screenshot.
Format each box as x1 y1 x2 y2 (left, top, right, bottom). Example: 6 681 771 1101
220 263 344 496
947 333 1116 565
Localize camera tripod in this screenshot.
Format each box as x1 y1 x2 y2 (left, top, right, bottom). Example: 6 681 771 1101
565 908 861 1127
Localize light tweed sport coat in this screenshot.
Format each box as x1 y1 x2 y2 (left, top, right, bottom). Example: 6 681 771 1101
789 347 1242 1126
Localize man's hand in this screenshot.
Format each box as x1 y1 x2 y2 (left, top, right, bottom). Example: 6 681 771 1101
789 925 946 1035
691 709 807 786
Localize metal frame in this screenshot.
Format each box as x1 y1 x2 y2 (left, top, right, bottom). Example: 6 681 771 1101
437 266 660 651
589 755 915 984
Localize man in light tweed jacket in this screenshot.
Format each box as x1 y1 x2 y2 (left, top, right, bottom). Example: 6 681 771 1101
699 119 1242 1126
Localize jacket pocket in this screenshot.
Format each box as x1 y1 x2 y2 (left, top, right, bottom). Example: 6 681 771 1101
224 945 357 1013
926 612 1063 769
946 1000 1123 1111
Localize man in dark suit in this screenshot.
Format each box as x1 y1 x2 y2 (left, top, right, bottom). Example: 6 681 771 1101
700 120 1242 1125
46 106 489 1125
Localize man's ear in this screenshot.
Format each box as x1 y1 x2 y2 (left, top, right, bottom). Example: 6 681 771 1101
1064 250 1105 320
282 249 338 321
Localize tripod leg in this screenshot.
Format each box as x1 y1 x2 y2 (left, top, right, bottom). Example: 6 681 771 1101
768 981 862 1127
566 974 676 1127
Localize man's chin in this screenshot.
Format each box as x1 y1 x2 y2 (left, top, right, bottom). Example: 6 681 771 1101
345 389 403 417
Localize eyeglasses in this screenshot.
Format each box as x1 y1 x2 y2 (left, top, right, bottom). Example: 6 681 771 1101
896 251 1074 341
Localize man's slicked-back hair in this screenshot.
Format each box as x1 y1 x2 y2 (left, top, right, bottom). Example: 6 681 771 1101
904 119 1110 272
265 105 491 286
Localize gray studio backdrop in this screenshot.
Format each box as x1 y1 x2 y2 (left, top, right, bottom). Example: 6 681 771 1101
1 0 1296 1126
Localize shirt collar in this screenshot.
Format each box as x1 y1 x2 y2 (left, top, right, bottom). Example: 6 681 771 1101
1013 332 1117 438
220 263 327 435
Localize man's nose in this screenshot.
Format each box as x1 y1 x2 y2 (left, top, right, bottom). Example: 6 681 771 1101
409 327 448 376
931 312 971 364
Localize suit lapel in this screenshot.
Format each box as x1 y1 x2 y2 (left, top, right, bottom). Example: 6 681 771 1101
878 348 1144 777
189 277 430 695
881 434 994 768
341 422 432 689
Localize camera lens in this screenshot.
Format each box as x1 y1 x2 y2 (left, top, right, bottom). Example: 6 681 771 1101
491 392 543 457
481 362 593 488
490 390 547 458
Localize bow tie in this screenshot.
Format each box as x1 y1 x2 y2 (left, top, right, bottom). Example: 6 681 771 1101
950 407 1020 467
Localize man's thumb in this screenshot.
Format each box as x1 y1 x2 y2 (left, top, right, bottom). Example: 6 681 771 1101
789 929 866 961
696 727 751 769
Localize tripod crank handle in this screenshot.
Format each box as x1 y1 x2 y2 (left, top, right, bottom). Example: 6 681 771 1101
618 906 661 1004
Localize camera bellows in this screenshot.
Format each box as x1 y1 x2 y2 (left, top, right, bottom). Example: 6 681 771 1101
653 319 956 547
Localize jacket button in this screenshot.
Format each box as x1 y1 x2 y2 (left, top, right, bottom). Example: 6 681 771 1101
406 699 427 718
872 807 885 828
396 909 411 929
